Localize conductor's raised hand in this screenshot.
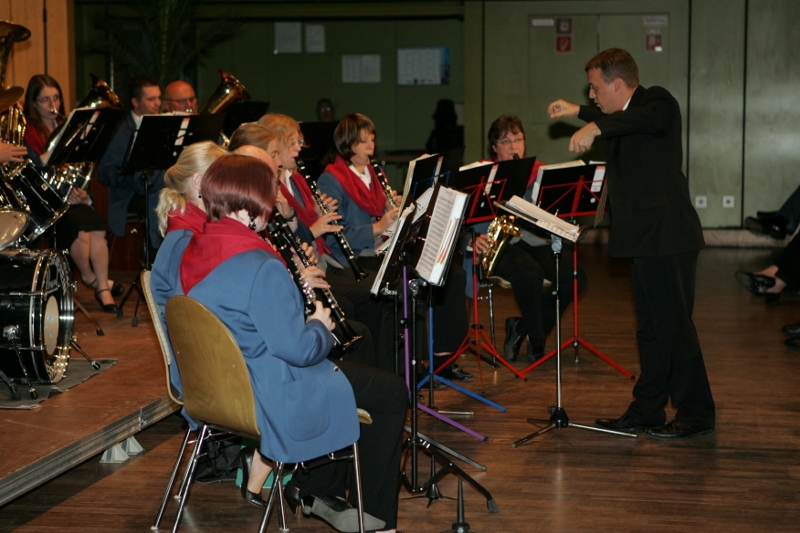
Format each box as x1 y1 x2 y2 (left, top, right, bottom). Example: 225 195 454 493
568 122 601 154
308 301 334 331
548 99 580 119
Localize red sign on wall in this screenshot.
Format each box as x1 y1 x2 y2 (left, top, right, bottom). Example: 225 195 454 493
556 36 572 52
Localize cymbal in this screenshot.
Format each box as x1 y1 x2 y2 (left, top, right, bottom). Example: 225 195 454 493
0 86 23 112
0 20 31 42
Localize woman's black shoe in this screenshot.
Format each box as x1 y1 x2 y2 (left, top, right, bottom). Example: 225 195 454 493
94 289 121 314
236 447 267 508
504 317 524 361
284 478 302 515
110 281 124 297
735 271 780 302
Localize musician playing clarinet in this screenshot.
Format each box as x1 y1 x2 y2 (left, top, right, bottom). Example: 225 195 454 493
318 113 472 382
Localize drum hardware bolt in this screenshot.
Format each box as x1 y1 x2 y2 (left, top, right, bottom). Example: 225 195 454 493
3 325 19 340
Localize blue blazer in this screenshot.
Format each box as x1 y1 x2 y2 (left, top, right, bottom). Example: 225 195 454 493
97 111 165 248
172 248 360 463
317 171 377 266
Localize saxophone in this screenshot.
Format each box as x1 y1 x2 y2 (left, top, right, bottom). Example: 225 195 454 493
267 212 363 357
295 158 367 281
479 215 521 278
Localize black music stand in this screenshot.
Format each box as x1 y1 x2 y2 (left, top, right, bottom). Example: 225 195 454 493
221 100 269 138
495 198 637 446
435 157 535 385
118 114 225 325
371 197 497 516
45 108 124 167
518 162 634 379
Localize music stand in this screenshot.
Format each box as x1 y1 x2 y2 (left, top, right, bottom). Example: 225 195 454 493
495 197 637 446
518 162 634 379
435 157 535 385
118 114 225 325
45 108 125 167
221 100 269 138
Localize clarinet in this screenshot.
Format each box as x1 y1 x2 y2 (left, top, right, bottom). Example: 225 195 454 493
369 157 400 209
295 158 367 281
268 212 363 357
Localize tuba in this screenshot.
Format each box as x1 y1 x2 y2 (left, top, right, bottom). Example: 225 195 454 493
0 21 31 173
199 70 249 115
479 215 521 278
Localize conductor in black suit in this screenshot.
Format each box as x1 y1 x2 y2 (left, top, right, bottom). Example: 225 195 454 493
548 48 715 440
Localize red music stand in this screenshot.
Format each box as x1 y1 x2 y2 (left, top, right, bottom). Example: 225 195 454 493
518 162 634 379
434 159 535 384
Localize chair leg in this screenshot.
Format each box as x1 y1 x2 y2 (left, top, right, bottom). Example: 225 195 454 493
259 462 286 533
351 442 366 533
151 427 192 530
172 424 209 533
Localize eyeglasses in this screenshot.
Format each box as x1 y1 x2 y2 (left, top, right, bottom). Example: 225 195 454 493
164 97 197 105
496 137 524 147
36 94 61 104
289 138 306 149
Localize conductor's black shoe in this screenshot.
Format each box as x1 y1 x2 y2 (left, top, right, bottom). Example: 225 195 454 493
595 414 660 431
645 419 715 440
744 214 788 240
504 316 524 361
782 322 800 336
785 336 800 351
440 363 474 382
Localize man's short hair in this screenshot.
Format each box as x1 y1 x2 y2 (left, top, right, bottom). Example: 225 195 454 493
488 115 525 151
129 75 160 101
584 48 639 88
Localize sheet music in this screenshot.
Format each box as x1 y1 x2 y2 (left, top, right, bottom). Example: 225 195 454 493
531 159 585 204
415 187 467 285
371 204 416 295
378 186 433 253
499 195 583 242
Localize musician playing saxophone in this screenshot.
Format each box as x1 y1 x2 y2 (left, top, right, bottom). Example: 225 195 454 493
318 113 473 382
467 115 588 363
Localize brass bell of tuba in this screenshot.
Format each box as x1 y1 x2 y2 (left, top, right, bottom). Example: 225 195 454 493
479 215 521 278
0 21 31 162
199 70 250 115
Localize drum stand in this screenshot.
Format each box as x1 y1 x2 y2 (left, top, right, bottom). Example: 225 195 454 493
4 325 38 399
0 369 20 401
512 237 637 447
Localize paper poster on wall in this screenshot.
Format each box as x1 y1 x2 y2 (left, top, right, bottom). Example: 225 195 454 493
305 24 325 53
274 22 302 53
397 47 450 86
342 55 382 83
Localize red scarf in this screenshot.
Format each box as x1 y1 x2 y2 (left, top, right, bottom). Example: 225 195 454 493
180 217 284 294
280 172 331 255
166 202 207 234
324 155 385 217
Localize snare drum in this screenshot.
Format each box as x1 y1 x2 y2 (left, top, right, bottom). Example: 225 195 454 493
1 163 70 243
0 248 73 384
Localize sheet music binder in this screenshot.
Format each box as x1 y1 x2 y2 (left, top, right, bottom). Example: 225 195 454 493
497 195 585 243
123 114 225 174
44 108 125 166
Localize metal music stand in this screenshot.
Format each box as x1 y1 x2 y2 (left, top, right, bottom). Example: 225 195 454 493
495 198 637 446
44 108 124 167
434 157 535 385
371 195 496 516
118 114 225 325
517 162 634 379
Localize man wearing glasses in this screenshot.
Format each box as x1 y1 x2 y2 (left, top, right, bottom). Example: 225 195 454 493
162 81 198 114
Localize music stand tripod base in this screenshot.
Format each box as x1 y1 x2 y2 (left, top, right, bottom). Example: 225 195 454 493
511 406 637 447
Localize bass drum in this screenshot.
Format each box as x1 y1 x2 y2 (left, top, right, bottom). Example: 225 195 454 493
1 163 70 243
0 249 73 384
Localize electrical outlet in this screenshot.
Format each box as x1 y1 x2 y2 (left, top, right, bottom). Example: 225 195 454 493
695 196 707 208
722 196 735 208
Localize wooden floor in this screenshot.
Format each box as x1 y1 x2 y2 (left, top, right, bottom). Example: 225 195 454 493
1 244 799 533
